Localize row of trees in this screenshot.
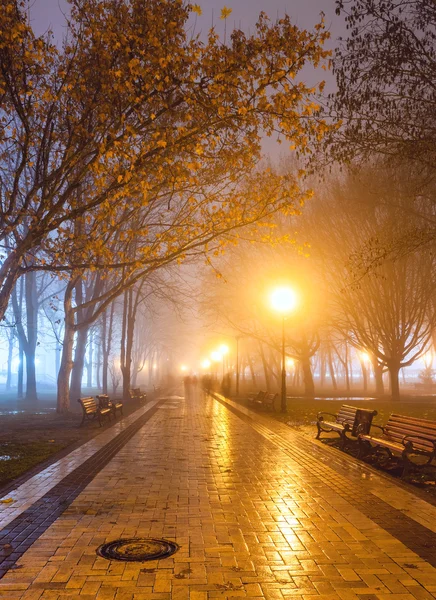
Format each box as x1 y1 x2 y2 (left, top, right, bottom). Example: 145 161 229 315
0 0 332 411
0 267 184 401
201 162 436 400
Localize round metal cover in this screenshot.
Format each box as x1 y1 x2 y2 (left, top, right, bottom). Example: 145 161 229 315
96 538 179 562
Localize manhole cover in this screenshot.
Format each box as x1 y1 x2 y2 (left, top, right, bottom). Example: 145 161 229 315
96 538 179 562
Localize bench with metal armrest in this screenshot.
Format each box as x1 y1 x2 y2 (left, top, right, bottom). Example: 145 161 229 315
316 405 377 449
78 397 111 427
358 413 436 477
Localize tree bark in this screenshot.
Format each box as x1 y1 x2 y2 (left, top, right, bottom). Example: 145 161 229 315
24 271 38 401
5 330 14 391
87 330 93 388
372 356 385 395
70 326 88 401
121 288 135 401
388 360 401 401
360 359 368 392
17 341 23 399
102 304 114 395
57 279 77 414
301 355 315 396
328 349 337 391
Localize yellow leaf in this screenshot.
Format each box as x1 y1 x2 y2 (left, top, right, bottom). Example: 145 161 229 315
0 498 14 504
157 140 167 148
191 4 202 16
117 175 123 183
220 6 232 19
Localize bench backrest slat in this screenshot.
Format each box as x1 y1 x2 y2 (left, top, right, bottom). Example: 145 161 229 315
384 414 436 449
336 405 377 435
78 397 97 413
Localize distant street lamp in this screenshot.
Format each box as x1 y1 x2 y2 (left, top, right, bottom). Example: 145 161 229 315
270 286 298 413
201 359 211 370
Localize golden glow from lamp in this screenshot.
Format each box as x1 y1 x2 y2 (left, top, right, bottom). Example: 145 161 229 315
219 344 229 356
270 286 298 314
180 365 188 372
211 351 221 362
201 359 211 369
360 351 371 364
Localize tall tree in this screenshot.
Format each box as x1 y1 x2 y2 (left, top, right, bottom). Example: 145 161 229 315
0 0 332 321
330 0 436 168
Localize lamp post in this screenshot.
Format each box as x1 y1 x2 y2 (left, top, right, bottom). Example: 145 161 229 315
219 344 229 380
235 335 242 396
270 286 298 414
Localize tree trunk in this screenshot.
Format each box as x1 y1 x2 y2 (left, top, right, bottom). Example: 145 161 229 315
17 341 23 399
102 304 114 395
328 349 337 391
360 359 368 392
6 332 14 391
301 355 315 396
55 341 61 378
87 330 93 388
372 357 385 395
320 352 326 388
57 279 77 414
24 271 38 401
12 277 24 399
121 288 135 401
70 326 88 401
96 335 101 390
388 361 401 401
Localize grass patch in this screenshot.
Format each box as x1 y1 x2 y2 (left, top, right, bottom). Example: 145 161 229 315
0 440 71 487
275 397 436 429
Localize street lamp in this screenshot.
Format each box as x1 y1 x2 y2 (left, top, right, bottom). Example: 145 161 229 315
235 335 242 396
270 286 298 413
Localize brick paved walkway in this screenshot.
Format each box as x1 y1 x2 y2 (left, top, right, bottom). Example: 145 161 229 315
0 391 435 600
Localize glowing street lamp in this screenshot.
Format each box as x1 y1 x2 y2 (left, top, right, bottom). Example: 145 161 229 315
270 286 299 413
201 359 211 370
210 351 221 363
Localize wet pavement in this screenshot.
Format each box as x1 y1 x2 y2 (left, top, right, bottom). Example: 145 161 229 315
0 391 435 599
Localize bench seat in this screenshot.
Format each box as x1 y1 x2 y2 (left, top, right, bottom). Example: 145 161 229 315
96 394 123 418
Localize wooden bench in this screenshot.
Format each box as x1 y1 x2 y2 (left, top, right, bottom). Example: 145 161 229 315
358 413 436 477
129 388 147 403
316 405 377 449
96 394 123 418
261 392 278 411
78 397 111 427
248 391 266 405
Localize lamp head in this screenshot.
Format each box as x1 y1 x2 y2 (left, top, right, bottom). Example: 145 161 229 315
270 286 298 314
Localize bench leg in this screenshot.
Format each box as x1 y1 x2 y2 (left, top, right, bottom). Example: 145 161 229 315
315 422 322 440
339 430 347 450
357 438 371 459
